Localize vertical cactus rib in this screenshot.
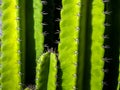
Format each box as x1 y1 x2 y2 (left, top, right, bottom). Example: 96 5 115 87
33 0 44 60
1 0 21 89
18 0 26 88
36 52 50 90
36 52 57 90
90 0 105 89
47 52 57 90
0 1 2 87
0 36 1 87
58 0 80 89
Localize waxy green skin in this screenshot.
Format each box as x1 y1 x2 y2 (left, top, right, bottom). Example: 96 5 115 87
36 52 57 90
90 0 105 89
47 52 57 90
0 4 1 86
58 0 80 89
33 0 44 60
1 0 21 89
0 37 1 86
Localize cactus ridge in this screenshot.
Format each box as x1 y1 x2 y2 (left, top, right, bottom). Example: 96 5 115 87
58 0 80 89
36 52 57 90
1 0 21 89
90 0 105 89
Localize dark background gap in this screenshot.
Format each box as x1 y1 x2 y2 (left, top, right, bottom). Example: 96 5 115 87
103 0 119 90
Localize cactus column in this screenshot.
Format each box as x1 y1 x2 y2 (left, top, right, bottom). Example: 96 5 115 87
58 0 81 89
90 0 105 89
36 52 57 90
1 0 21 89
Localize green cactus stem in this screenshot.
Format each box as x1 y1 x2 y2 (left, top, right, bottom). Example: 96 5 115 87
36 52 57 90
1 0 21 89
58 0 80 89
90 0 105 89
0 1 2 87
33 0 44 60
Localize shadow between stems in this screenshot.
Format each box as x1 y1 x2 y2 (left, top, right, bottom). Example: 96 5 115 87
76 0 92 89
25 0 36 85
82 0 92 89
56 58 63 90
103 0 120 89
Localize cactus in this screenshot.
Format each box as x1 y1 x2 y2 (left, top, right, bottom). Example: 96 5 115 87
36 52 57 90
1 0 21 89
0 0 120 90
90 0 105 89
58 0 80 89
33 0 44 60
0 1 2 87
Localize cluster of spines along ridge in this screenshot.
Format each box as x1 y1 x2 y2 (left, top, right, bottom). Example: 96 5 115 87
103 0 119 89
